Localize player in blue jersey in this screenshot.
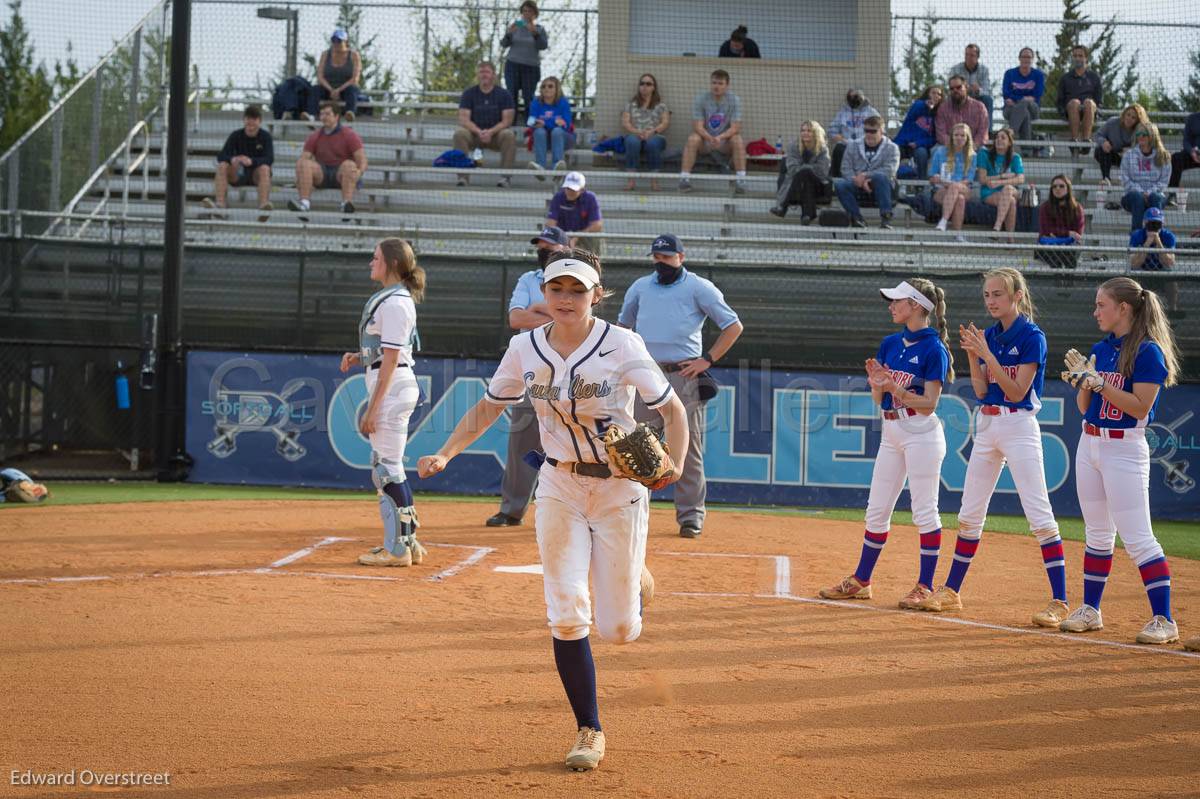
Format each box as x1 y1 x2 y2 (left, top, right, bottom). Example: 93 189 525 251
919 267 1069 627
819 279 954 610
1058 276 1183 644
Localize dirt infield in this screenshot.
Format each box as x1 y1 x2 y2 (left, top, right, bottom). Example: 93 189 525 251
3 500 1198 798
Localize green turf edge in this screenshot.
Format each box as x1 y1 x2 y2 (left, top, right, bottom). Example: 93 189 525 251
6 482 1198 560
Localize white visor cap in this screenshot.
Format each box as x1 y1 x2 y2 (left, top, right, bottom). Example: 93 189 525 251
542 257 600 290
880 280 934 312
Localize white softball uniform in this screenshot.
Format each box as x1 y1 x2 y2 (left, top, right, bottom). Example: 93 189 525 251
485 320 674 642
957 409 1058 536
364 292 420 470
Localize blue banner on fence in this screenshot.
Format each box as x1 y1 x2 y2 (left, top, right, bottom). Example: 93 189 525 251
186 350 1200 520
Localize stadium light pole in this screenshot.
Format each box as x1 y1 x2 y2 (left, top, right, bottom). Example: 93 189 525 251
155 0 192 482
257 7 300 78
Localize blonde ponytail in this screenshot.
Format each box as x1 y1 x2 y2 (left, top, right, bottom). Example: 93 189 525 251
1100 277 1179 387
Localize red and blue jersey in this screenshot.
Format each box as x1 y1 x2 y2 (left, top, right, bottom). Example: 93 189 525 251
978 315 1046 411
876 327 950 411
1084 334 1168 428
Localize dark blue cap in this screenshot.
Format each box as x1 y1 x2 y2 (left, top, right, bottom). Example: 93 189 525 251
531 225 570 246
1143 207 1164 223
649 234 684 255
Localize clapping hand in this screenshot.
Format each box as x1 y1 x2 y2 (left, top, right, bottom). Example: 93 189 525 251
959 323 988 358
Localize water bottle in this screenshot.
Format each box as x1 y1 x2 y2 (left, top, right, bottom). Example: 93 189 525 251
775 135 783 153
471 147 483 164
1094 184 1106 210
115 361 131 410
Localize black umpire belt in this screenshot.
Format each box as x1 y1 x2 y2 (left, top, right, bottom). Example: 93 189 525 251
370 362 413 371
545 456 612 478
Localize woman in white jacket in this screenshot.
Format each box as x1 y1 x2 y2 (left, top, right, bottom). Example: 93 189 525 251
1119 123 1171 231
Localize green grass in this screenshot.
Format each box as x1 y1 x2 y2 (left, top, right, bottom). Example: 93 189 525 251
6 482 1198 560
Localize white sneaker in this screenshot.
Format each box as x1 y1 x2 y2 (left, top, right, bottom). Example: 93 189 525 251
1059 604 1103 633
935 218 948 232
528 161 546 181
954 234 967 243
553 159 568 172
1135 615 1179 645
565 727 605 771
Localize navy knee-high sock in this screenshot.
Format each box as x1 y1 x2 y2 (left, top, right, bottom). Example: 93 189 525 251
384 479 413 508
552 636 600 731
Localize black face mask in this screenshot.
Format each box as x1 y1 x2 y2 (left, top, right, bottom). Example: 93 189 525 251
847 95 862 109
655 262 683 284
536 247 554 267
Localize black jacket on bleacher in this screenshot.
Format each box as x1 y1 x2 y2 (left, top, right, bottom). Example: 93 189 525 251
217 128 274 168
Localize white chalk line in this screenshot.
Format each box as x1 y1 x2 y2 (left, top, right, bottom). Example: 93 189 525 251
660 550 792 598
663 589 1200 662
0 536 494 586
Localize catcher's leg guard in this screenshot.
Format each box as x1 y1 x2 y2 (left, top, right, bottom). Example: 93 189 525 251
372 454 421 559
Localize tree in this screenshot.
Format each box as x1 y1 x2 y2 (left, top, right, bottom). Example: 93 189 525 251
1038 0 1089 113
419 2 505 95
889 10 942 113
0 0 53 151
1179 46 1200 109
302 0 398 97
1090 18 1139 108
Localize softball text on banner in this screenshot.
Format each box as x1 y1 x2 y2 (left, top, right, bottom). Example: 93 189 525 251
185 351 1200 520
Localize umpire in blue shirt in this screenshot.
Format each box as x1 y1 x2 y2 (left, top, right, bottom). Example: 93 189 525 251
486 225 571 526
618 234 744 538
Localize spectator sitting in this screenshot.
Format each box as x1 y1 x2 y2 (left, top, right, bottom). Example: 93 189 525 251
929 122 975 241
1129 207 1176 270
893 85 942 179
1001 47 1045 144
833 115 900 229
546 171 603 254
287 100 366 217
719 25 761 58
1167 110 1200 205
500 1 549 118
453 61 517 188
316 29 362 122
975 127 1025 238
936 75 989 149
202 104 273 221
828 88 880 176
1093 103 1149 186
1037 173 1085 268
1119 123 1171 232
679 69 747 194
769 120 831 224
622 73 670 191
1056 44 1102 145
527 75 573 178
948 43 994 132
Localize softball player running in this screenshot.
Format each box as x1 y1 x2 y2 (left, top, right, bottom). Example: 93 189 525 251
418 249 689 771
340 238 427 567
919 267 1069 627
1059 277 1182 644
819 279 953 609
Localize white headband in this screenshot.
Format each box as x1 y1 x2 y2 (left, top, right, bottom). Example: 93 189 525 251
542 257 600 290
879 281 934 312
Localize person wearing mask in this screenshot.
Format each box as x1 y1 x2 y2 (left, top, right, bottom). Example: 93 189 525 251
484 225 572 528
718 25 761 58
893 86 942 179
1056 44 1102 145
948 44 994 132
828 88 880 177
1001 47 1045 144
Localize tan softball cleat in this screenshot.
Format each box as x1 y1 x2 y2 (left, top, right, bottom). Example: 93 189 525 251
408 538 427 566
565 727 605 771
917 585 963 612
1032 599 1070 628
1135 616 1179 645
819 575 872 600
357 546 412 567
898 584 932 610
1059 604 1103 633
639 566 655 610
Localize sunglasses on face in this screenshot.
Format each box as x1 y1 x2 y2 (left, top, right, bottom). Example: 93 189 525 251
1052 183 1067 189
639 82 654 87
864 129 881 134
1136 131 1150 138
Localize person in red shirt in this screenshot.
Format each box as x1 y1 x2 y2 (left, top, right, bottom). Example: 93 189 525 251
288 101 368 216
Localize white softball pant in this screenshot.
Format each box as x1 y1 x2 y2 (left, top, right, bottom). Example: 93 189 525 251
365 368 420 474
534 464 649 643
1075 429 1164 565
958 410 1058 536
864 412 946 534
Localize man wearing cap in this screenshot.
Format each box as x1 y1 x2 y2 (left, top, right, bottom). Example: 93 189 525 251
485 225 571 527
1129 207 1176 270
454 61 517 188
546 171 604 255
618 234 744 539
